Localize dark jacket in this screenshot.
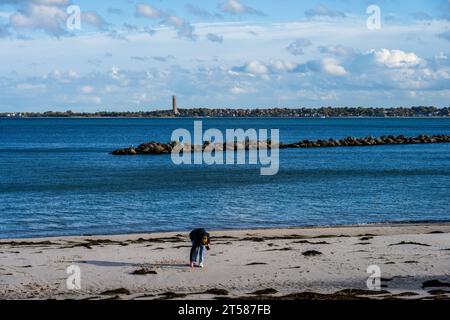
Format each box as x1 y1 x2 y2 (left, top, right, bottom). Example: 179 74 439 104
189 228 210 248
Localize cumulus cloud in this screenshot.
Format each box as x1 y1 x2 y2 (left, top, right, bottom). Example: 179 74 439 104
5 0 106 36
206 33 223 43
9 0 69 36
241 61 268 78
135 3 197 40
232 60 300 78
320 58 347 76
305 4 345 19
271 60 297 73
286 38 312 55
135 3 161 19
219 0 264 16
233 57 348 79
82 11 107 29
372 49 424 68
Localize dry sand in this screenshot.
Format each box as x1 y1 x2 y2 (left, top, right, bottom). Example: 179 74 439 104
1 223 450 300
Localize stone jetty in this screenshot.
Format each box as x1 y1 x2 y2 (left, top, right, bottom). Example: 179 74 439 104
111 134 450 155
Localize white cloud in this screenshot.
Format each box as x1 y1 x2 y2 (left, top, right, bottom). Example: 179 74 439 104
372 49 424 68
271 60 297 72
219 0 264 16
321 58 347 76
244 60 269 76
135 4 161 19
6 0 105 36
9 2 68 35
135 4 197 40
42 70 79 83
82 11 106 29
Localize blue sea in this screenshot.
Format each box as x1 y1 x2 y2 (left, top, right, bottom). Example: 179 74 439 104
1 117 450 239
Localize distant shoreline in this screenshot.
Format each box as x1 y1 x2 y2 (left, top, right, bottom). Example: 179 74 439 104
1 106 449 119
1 116 450 119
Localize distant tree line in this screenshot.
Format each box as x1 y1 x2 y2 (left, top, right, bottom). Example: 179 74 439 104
2 106 449 118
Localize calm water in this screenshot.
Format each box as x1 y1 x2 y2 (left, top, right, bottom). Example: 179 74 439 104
1 117 450 239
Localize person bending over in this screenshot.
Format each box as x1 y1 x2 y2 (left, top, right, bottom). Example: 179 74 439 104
189 228 210 268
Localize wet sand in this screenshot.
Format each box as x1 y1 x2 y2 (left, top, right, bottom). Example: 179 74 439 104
1 223 450 300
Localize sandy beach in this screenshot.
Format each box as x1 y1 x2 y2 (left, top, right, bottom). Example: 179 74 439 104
1 223 450 300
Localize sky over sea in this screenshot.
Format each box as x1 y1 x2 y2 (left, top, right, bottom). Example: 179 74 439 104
0 0 449 111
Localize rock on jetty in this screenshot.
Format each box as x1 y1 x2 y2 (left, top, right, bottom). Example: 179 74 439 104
111 134 450 155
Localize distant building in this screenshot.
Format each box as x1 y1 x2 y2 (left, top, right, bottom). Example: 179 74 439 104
172 95 179 115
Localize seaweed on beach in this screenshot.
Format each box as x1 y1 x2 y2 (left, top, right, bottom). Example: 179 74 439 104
216 288 390 301
313 234 350 239
264 247 293 251
128 236 184 244
202 288 229 296
302 250 322 256
131 268 157 275
241 237 265 242
158 292 187 299
65 243 93 249
100 288 131 295
0 240 56 247
389 241 430 247
237 234 308 242
250 288 278 295
133 294 156 299
291 240 330 245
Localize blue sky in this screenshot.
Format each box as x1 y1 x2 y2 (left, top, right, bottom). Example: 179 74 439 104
0 0 449 112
